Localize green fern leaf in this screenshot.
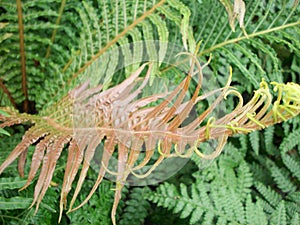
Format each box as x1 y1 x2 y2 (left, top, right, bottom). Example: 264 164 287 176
236 161 253 199
263 126 277 156
267 159 297 193
0 177 26 190
281 153 300 181
245 195 268 225
149 153 257 224
119 187 151 225
0 196 31 210
279 128 300 154
270 201 287 225
254 182 281 210
290 212 299 225
196 0 300 90
249 130 260 155
0 127 10 136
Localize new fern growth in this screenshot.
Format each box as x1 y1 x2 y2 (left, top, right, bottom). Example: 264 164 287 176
0 54 299 224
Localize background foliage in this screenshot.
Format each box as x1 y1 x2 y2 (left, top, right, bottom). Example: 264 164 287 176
0 0 299 224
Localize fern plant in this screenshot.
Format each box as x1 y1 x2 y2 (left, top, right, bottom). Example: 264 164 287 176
0 0 299 224
147 135 300 224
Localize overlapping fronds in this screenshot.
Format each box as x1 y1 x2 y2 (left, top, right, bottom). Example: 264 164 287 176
149 132 300 224
191 0 300 90
0 0 195 110
147 145 261 225
249 123 300 221
1 52 300 224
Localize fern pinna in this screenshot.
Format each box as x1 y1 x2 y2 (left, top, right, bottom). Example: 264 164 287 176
1 55 300 224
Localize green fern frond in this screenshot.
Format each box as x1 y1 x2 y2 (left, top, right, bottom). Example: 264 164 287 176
279 127 300 154
254 166 299 219
267 161 297 193
193 0 300 90
0 177 27 190
60 0 196 89
245 195 268 225
255 181 283 210
148 153 258 224
0 196 31 210
0 0 196 110
119 187 151 225
152 142 256 223
270 201 287 225
263 126 277 155
282 153 300 181
68 180 116 225
249 130 260 155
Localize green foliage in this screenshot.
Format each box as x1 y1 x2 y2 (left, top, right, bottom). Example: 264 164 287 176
0 176 58 224
249 130 260 155
148 144 263 225
0 0 195 110
0 177 27 190
193 0 300 92
279 127 300 154
148 131 300 224
118 187 151 225
0 196 31 210
68 180 116 225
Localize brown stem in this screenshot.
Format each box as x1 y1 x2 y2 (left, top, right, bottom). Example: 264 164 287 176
0 78 17 108
16 0 28 112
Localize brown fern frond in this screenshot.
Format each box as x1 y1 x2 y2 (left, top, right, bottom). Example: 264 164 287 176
33 135 71 211
0 126 49 175
0 107 31 128
0 56 299 225
19 136 50 191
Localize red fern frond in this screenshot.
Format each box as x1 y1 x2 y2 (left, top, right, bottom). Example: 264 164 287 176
0 56 299 225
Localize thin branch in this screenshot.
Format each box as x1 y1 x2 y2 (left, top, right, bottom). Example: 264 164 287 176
45 0 67 58
16 0 28 112
0 78 17 108
199 20 300 56
66 0 167 83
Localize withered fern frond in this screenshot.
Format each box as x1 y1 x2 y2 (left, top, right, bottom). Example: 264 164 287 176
0 57 299 225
